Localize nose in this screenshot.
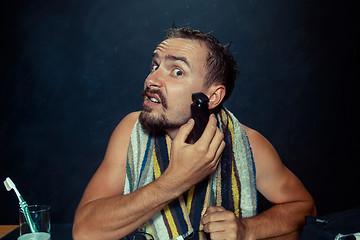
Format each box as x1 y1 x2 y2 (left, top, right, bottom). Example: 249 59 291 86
145 70 164 89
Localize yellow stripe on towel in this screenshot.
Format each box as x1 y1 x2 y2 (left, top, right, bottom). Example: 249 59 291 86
163 205 179 238
186 186 195 214
228 116 240 217
153 150 161 179
231 164 240 217
228 115 235 144
153 147 179 238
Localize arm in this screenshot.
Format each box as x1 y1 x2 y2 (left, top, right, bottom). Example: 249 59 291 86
73 112 174 239
245 126 316 239
73 114 225 240
201 126 316 240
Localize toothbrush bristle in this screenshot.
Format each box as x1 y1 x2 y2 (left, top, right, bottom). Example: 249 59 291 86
3 177 14 191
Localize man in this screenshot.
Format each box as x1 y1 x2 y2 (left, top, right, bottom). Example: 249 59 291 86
73 27 315 240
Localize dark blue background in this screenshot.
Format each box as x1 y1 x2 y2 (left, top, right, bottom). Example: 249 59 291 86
1 0 358 224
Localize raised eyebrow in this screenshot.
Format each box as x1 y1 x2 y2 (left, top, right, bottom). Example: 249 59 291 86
152 52 191 68
151 52 159 64
152 52 159 60
166 55 190 68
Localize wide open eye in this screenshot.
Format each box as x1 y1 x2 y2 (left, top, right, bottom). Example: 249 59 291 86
151 64 159 72
173 68 184 77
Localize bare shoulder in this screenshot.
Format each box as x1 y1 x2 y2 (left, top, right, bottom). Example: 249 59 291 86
111 111 140 141
241 124 313 204
115 111 140 134
102 111 141 170
241 124 284 186
241 124 279 160
103 111 140 158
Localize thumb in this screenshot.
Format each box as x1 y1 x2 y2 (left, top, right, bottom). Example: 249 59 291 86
201 206 226 225
174 118 194 143
204 206 225 216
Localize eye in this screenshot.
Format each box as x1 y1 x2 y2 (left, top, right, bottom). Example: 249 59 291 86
151 64 159 72
173 68 184 77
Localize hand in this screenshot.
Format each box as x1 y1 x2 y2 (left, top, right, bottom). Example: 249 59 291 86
201 206 249 240
162 115 225 194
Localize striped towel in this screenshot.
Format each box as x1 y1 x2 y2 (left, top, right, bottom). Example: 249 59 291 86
124 108 257 239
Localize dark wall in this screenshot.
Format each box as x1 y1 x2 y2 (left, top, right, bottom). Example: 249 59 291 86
1 0 358 224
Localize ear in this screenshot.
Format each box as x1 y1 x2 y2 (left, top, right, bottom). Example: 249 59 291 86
207 85 226 110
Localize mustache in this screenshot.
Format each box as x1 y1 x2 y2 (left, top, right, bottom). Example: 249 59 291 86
141 87 168 109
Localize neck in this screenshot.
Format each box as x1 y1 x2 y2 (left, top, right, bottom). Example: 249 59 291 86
166 128 195 144
165 128 179 141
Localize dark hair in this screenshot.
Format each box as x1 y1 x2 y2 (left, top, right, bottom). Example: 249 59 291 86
165 26 238 101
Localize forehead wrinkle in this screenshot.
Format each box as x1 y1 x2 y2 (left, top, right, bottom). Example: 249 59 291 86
152 52 191 68
153 38 208 73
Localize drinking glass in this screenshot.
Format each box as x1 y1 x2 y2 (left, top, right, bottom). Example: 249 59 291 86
18 205 51 240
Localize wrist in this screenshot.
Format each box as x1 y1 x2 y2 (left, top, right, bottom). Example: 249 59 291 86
153 173 184 200
240 218 255 240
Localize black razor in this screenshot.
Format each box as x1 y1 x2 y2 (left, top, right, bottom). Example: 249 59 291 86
191 92 210 142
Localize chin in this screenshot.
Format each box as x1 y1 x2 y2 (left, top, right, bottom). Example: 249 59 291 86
139 109 184 135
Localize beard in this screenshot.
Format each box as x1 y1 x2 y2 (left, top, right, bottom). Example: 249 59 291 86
139 109 183 135
139 88 184 134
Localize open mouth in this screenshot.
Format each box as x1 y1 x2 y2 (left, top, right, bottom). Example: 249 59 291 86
146 93 161 104
142 88 167 109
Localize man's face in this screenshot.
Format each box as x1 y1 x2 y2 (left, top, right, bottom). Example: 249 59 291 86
139 38 209 133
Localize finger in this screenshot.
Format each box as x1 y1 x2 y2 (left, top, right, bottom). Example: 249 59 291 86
209 231 227 240
203 221 229 234
206 206 225 214
212 140 226 167
207 129 225 159
201 206 226 224
174 118 194 143
204 209 231 223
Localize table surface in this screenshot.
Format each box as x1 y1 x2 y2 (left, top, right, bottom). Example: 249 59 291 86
0 226 18 238
0 223 73 240
0 223 302 239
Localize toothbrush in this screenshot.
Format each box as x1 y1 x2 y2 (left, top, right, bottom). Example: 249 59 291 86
3 177 38 233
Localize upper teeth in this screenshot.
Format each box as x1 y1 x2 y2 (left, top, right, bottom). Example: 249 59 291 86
149 97 159 103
